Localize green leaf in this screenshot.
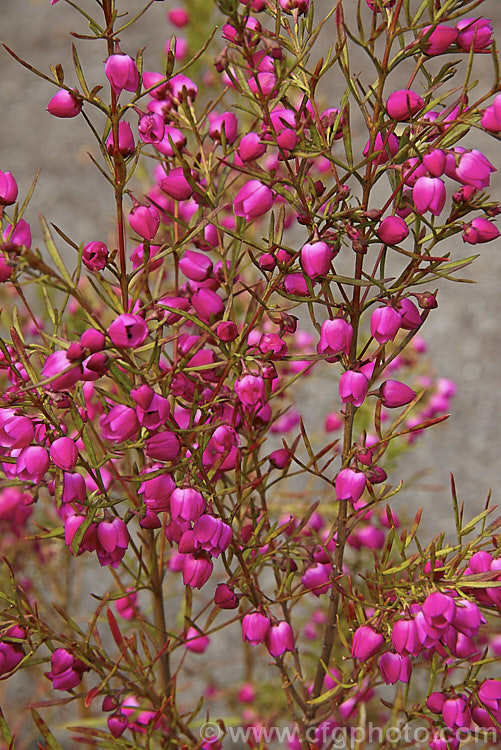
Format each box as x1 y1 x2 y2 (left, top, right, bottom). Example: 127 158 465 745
31 710 64 750
0 706 15 749
39 215 74 288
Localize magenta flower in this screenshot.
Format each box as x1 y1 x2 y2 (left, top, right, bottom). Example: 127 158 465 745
391 619 421 657
208 112 238 143
0 412 34 449
3 219 32 249
160 167 194 201
170 487 205 523
182 552 213 588
300 241 333 279
352 626 384 660
138 112 165 144
386 89 424 121
397 298 422 330
279 0 309 14
442 696 472 730
0 172 18 206
47 89 82 118
16 446 50 483
412 176 446 215
317 318 353 357
128 203 160 240
423 148 447 177
106 122 135 157
131 385 170 430
168 8 189 27
456 150 496 189
456 18 493 52
238 132 267 162
423 591 456 629
339 365 372 408
42 350 83 391
179 249 213 282
363 132 399 165
167 74 198 105
115 589 138 620
214 583 239 609
335 468 366 504
377 216 409 245
46 648 89 691
108 313 148 348
83 241 108 272
185 627 210 654
421 24 458 55
242 612 270 645
301 563 331 596
266 621 295 657
145 431 180 462
97 517 129 554
80 328 106 352
463 217 499 244
191 288 224 322
49 436 78 471
379 380 416 408
234 180 274 220
378 652 411 684
193 514 232 556
105 54 139 95
100 404 139 443
370 305 401 344
234 374 265 408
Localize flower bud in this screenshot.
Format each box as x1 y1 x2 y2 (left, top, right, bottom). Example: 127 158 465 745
106 122 135 157
421 25 458 55
83 241 108 271
266 621 295 657
234 180 274 221
168 8 189 27
50 436 78 471
386 90 424 121
0 172 18 206
214 583 239 609
185 627 210 654
238 132 267 162
370 306 401 343
182 552 213 588
376 216 409 245
352 626 384 659
47 89 82 118
412 176 446 216
335 468 366 504
456 18 492 52
105 54 139 95
300 241 333 279
129 203 160 240
242 612 270 645
379 380 416 408
108 314 148 348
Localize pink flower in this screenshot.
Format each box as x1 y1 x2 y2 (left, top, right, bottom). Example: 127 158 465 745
352 626 384 659
335 468 366 504
339 363 374 408
421 25 458 55
234 180 274 220
185 627 210 654
16 446 50 483
105 54 139 95
279 0 309 14
456 18 493 52
83 241 108 271
170 487 205 523
370 305 401 343
0 172 18 206
238 132 267 162
49 436 78 471
379 652 411 684
145 431 181 462
128 203 160 240
363 132 399 165
300 241 333 279
234 374 265 408
160 167 193 201
106 122 135 157
108 314 148 347
208 112 238 143
168 8 189 27
456 150 496 189
462 217 499 244
377 216 409 245
214 583 239 609
412 176 446 216
182 552 213 588
266 621 295 657
318 318 353 357
301 563 331 596
242 612 270 645
100 404 139 443
386 89 424 121
379 381 416 408
47 89 82 118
